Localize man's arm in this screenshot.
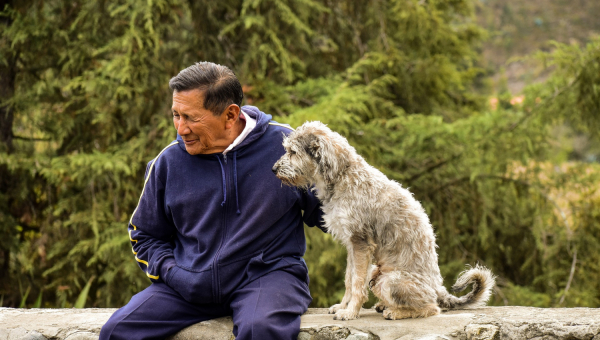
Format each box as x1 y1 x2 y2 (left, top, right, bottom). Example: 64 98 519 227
128 161 177 282
299 188 327 232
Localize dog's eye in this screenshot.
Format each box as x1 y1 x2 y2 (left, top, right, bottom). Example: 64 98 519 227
289 150 296 155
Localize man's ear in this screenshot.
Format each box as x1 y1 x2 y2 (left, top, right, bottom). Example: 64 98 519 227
224 104 241 129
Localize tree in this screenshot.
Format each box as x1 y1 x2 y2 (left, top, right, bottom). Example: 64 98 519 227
1 0 599 309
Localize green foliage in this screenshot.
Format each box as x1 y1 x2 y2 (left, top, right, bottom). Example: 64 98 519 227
304 227 346 308
74 276 94 308
1 0 600 310
1 0 187 308
32 290 43 308
528 37 600 138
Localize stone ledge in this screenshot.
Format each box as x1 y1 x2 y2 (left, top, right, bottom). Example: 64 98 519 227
1 307 600 340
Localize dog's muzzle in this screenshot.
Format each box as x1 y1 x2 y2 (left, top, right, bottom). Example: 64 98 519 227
272 164 279 175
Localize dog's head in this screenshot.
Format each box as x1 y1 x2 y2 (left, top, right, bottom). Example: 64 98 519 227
272 121 352 191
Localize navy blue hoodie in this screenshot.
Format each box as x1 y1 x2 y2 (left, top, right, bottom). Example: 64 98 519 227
128 106 324 304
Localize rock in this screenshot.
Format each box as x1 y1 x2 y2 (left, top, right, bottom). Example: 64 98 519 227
21 331 47 340
2 328 47 340
1 307 600 340
465 324 499 340
346 331 376 340
64 332 102 340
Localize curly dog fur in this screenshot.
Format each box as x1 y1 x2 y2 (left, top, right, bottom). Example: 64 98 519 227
272 121 495 320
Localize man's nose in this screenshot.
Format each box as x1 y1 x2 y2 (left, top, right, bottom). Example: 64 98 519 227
176 119 190 135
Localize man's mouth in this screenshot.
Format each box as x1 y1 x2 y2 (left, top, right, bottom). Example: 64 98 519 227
183 139 198 145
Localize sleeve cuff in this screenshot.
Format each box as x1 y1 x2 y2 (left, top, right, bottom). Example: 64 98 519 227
159 257 177 282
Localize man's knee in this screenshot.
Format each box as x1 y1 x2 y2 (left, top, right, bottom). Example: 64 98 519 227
98 283 222 340
235 312 301 340
231 266 311 339
99 309 126 340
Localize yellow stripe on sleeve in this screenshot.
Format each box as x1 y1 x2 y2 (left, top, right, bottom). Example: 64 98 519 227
128 230 137 243
129 142 179 226
135 256 148 266
128 141 179 280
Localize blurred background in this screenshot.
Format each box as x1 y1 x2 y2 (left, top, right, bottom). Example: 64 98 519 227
1 0 599 309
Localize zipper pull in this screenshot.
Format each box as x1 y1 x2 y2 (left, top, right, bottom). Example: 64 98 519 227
223 154 228 164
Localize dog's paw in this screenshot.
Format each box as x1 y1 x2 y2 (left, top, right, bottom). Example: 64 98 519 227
383 309 404 320
383 307 435 320
374 302 386 313
333 309 359 321
328 304 344 314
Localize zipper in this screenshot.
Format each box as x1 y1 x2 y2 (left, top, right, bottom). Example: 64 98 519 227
212 153 229 303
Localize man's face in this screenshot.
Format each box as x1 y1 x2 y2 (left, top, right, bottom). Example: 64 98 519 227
172 89 228 155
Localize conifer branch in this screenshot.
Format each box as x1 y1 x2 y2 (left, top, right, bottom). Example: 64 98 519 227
405 153 462 184
429 174 573 236
12 134 51 141
376 0 390 51
558 248 577 306
289 95 314 107
18 222 40 232
505 76 580 133
427 174 530 195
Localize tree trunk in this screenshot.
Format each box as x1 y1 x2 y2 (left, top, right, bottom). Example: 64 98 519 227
0 66 15 153
0 0 15 153
0 0 16 303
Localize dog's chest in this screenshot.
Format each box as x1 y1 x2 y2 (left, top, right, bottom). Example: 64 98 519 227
321 201 358 242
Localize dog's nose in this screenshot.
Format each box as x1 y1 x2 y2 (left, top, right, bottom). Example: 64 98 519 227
272 164 279 174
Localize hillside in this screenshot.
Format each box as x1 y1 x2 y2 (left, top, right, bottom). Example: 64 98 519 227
477 0 600 93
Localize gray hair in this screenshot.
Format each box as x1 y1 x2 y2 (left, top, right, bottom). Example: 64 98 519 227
169 62 244 116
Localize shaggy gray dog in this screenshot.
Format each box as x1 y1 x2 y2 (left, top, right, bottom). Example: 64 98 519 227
272 121 495 321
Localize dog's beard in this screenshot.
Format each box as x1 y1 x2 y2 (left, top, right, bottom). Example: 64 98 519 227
275 170 311 189
277 175 297 187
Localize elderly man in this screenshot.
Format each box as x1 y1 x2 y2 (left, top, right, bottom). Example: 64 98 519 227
100 62 324 340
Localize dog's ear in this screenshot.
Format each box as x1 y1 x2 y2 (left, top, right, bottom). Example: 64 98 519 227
309 137 321 159
302 134 322 161
313 132 350 191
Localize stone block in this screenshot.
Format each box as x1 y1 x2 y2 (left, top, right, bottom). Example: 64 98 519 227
1 307 600 340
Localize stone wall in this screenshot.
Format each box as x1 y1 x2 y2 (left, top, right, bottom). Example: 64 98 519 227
1 307 600 340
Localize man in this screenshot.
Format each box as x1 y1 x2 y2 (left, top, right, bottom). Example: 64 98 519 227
100 62 325 340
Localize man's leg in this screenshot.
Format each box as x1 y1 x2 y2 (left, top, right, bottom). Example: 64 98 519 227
229 264 312 340
100 282 229 340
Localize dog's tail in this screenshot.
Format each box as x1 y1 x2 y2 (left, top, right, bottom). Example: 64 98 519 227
437 265 495 310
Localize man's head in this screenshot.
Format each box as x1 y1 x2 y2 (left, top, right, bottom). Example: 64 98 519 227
169 62 245 155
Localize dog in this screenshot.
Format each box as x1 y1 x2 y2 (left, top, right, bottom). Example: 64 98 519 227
272 121 495 321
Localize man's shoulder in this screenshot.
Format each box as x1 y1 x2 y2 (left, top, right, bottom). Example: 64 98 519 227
263 121 295 142
145 140 182 169
267 121 294 132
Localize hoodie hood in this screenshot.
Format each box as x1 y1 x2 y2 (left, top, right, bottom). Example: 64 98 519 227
176 105 272 153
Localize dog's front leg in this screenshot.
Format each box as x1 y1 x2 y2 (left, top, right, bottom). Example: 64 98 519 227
334 239 370 320
328 246 354 314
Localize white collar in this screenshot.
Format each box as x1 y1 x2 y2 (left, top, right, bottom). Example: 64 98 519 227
223 110 256 155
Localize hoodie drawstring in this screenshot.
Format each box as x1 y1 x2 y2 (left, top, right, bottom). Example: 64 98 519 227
216 153 241 214
216 155 227 206
233 152 240 214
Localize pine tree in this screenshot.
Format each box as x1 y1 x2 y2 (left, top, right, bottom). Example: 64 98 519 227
1 0 599 309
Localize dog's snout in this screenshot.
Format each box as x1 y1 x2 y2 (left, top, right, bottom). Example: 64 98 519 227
272 164 279 174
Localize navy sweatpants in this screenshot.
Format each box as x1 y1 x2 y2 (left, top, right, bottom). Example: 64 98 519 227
100 265 311 340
